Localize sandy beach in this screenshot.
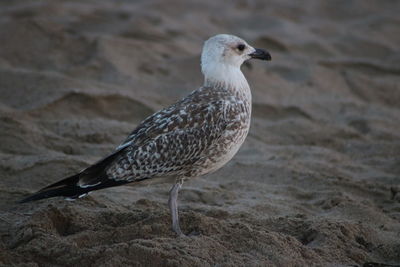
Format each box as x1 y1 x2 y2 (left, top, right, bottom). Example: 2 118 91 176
0 0 399 266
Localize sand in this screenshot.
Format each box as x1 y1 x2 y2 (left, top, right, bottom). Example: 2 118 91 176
0 0 399 266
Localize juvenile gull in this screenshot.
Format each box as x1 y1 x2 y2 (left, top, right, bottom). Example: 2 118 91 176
20 34 271 236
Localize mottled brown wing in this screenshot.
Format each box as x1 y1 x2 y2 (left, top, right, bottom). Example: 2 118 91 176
79 86 233 185
116 86 230 150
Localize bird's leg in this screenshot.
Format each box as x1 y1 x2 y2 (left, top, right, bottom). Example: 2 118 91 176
168 178 184 236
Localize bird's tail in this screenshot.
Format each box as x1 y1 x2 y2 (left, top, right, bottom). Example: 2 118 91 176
19 173 130 203
19 173 83 203
19 149 131 204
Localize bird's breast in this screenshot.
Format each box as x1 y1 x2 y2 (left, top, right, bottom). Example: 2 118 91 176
191 98 251 177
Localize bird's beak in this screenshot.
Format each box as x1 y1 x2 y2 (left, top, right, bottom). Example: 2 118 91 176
249 48 271 61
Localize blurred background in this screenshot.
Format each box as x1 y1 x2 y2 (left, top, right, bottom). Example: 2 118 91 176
0 0 399 266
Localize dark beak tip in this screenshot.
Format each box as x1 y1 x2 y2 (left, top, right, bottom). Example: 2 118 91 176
250 48 271 61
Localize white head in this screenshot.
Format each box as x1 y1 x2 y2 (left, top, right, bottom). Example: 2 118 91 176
201 34 271 87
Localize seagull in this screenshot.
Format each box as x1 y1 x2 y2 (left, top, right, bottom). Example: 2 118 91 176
20 34 271 236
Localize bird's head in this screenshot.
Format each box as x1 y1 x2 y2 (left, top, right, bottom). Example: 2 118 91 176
201 34 271 74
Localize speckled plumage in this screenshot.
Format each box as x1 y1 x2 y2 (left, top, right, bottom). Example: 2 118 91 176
20 34 271 236
101 83 251 184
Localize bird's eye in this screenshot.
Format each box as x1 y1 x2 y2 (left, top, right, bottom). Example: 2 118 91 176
237 44 245 51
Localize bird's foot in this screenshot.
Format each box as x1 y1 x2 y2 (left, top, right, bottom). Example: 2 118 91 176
173 225 186 237
177 233 187 238
187 230 201 237
173 227 201 238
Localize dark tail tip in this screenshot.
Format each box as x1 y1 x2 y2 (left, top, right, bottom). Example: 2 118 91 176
19 173 82 204
19 196 33 204
19 189 63 204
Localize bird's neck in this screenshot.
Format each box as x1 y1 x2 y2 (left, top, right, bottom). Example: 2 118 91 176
203 64 251 100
